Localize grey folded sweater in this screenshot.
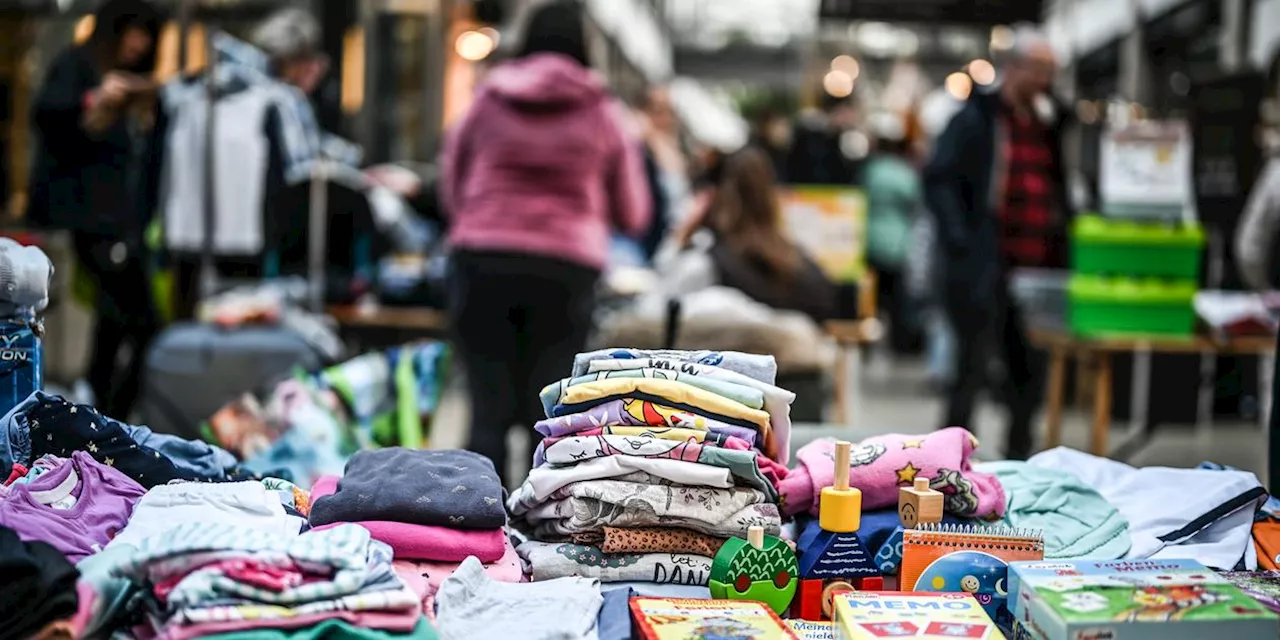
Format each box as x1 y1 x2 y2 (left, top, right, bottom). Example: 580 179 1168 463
309 448 506 529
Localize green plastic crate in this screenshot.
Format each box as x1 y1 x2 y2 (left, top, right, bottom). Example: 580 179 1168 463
1068 275 1198 336
1071 215 1205 279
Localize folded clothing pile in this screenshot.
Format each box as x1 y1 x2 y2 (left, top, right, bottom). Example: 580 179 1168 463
1 459 311 636
111 522 429 640
512 348 794 587
0 391 252 490
76 478 312 638
308 448 518 615
0 524 83 640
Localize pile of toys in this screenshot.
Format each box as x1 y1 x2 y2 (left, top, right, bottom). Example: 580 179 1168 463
629 440 1280 640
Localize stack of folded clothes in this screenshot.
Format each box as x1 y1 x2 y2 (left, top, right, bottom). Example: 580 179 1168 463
112 523 428 639
0 524 83 640
511 348 794 587
308 448 519 617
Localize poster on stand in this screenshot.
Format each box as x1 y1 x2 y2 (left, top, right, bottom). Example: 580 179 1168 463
782 186 867 284
1099 120 1194 222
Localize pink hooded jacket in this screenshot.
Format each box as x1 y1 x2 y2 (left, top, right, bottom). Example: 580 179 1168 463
440 53 652 271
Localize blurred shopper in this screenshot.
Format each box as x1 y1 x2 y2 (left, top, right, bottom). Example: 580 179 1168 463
863 111 923 354
1235 66 1280 492
784 94 859 186
636 85 689 261
924 26 1072 459
749 109 792 178
914 88 967 390
164 7 361 318
28 0 164 419
440 0 650 480
655 146 837 323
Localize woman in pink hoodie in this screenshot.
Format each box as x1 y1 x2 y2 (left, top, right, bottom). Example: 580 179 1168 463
440 0 651 480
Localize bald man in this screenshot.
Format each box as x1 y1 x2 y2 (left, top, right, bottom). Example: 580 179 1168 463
923 26 1074 460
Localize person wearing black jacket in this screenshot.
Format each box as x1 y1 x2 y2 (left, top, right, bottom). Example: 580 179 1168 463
784 94 859 186
923 26 1072 459
27 0 164 420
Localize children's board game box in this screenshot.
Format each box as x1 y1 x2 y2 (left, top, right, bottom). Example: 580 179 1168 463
832 592 1006 639
788 620 835 640
630 597 799 639
1007 559 1278 640
1219 571 1280 614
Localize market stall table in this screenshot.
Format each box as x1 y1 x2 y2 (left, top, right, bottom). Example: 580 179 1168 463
824 318 884 428
327 304 448 351
1031 327 1276 461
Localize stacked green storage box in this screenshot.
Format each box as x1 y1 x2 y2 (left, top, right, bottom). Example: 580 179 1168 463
1068 215 1204 336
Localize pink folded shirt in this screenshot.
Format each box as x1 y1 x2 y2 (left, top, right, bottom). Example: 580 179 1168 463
310 475 506 563
778 427 1006 520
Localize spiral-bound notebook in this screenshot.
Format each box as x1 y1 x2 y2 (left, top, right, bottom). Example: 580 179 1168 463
901 523 1044 629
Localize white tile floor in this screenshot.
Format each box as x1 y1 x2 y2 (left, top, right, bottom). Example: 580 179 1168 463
429 355 1271 486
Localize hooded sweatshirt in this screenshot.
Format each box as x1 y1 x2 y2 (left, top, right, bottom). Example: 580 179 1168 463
440 53 651 271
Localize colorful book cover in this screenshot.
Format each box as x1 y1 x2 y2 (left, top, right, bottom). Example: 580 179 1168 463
832 592 1006 640
1218 571 1280 614
1008 560 1279 640
787 620 835 640
630 598 800 640
900 524 1044 629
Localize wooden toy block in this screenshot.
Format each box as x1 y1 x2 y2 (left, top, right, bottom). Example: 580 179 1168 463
857 576 884 591
709 525 798 616
794 577 860 622
898 476 943 529
795 578 825 621
819 441 862 533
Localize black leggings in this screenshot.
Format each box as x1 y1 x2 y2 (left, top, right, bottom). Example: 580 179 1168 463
448 251 599 483
944 288 1043 460
73 233 161 421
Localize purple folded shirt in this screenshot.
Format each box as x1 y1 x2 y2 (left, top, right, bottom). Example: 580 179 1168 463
531 398 759 467
0 451 145 562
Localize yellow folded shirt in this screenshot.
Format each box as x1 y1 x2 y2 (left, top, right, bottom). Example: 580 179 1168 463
556 378 774 456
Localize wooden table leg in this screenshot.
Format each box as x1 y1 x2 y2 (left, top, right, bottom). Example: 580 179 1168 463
1091 352 1113 457
1044 347 1067 449
834 346 850 426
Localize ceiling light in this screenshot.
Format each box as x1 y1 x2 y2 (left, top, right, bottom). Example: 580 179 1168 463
945 72 972 101
990 25 1015 51
74 15 95 44
455 30 496 62
968 59 996 85
832 54 860 80
823 70 855 98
